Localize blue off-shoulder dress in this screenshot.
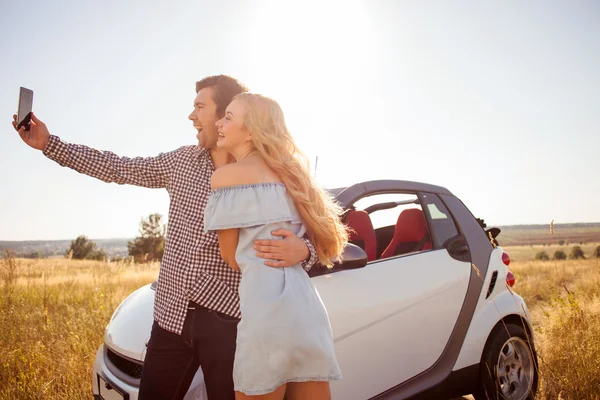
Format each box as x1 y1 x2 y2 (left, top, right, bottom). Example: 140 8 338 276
203 183 341 395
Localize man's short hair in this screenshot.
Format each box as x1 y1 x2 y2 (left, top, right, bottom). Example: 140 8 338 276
196 75 248 117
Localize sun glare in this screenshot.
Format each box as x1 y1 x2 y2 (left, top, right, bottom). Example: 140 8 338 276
236 2 379 186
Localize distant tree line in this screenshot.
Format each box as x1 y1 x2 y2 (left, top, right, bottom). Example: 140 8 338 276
66 235 106 260
537 240 591 247
535 245 600 261
21 251 49 259
65 213 165 263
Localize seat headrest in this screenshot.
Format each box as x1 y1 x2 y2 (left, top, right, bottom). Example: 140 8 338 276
393 209 428 243
345 210 377 261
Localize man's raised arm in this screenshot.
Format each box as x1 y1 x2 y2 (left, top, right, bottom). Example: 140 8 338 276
13 113 178 189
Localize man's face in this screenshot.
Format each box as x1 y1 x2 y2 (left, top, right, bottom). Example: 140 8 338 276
188 87 220 149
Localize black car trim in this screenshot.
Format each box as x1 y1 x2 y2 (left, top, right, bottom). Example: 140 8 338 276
308 243 368 277
486 271 498 299
364 198 420 214
335 180 453 207
103 344 143 388
418 192 440 251
405 364 480 400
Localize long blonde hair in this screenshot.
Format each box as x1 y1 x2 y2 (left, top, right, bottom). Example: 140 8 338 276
234 92 348 266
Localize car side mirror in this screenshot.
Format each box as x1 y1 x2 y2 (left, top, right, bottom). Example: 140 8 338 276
485 227 501 246
308 243 368 278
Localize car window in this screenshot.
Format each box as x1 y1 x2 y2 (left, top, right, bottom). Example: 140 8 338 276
347 193 431 261
420 192 459 248
353 193 419 229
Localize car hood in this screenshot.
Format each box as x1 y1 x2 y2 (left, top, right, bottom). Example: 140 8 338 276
104 283 155 361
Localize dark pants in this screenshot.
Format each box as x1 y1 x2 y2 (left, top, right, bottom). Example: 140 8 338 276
138 303 240 400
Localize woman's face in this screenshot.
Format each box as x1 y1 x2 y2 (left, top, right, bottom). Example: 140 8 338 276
215 99 252 153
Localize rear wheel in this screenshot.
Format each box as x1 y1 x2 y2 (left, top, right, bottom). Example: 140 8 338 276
473 323 538 400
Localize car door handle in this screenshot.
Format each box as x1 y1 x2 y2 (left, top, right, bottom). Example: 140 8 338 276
452 244 469 253
444 235 471 262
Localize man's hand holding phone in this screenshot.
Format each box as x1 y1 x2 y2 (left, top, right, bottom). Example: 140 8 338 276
12 88 50 151
12 112 50 151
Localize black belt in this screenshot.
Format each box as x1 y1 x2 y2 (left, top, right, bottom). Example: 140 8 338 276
188 301 204 310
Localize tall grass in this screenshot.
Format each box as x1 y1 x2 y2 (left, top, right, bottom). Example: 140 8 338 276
511 258 600 399
0 255 158 400
536 292 600 399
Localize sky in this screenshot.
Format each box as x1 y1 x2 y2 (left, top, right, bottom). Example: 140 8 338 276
0 0 599 241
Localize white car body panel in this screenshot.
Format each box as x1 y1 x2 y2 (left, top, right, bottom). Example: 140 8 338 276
93 345 141 400
104 285 154 361
315 249 471 399
453 248 531 371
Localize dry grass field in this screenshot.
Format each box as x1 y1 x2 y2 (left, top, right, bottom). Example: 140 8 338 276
1 253 600 399
0 256 159 399
510 258 600 399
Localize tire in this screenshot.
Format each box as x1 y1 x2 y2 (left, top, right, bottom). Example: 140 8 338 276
473 323 538 400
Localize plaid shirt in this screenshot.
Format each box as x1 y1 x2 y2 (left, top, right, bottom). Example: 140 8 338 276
43 135 317 335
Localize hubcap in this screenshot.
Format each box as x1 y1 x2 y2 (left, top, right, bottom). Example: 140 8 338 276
496 337 535 400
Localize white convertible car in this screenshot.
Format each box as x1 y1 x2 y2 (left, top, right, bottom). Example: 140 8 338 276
93 180 537 400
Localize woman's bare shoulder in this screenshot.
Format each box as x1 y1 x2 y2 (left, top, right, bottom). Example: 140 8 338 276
210 163 244 189
211 159 280 189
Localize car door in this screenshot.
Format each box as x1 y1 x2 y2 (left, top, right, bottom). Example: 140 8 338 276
311 192 471 399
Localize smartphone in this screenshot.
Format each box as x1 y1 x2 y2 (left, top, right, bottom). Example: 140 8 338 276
17 87 34 131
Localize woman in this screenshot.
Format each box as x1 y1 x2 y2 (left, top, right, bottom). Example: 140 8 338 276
203 93 347 400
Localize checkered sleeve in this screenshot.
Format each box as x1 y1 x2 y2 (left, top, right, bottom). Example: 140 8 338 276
301 237 319 271
43 135 179 188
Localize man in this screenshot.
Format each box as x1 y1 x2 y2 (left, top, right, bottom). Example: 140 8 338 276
11 75 317 399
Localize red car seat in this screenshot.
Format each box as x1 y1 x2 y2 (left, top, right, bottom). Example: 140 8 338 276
345 210 377 261
381 209 432 258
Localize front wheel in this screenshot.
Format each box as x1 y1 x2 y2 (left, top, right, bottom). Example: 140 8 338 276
473 323 538 400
